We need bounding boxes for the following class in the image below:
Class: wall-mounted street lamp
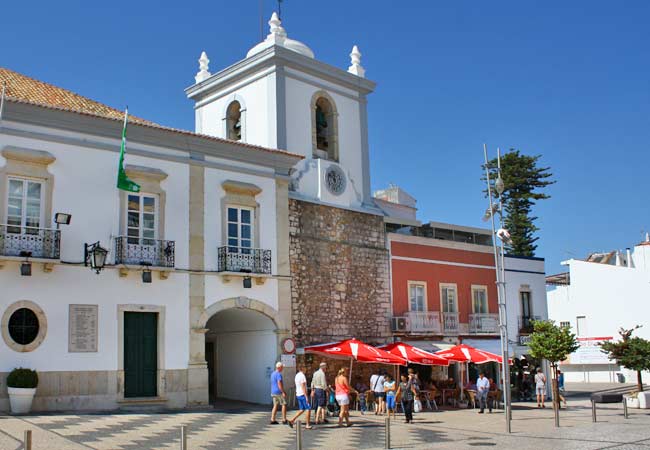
[19,251,32,276]
[84,242,108,274]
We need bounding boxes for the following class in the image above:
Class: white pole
[0,82,6,124]
[483,144,511,433]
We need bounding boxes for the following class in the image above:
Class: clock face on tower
[325,165,346,196]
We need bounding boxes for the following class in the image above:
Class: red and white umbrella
[378,342,449,366]
[305,338,407,365]
[434,344,505,364]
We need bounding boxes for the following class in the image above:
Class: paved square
[1,399,650,449]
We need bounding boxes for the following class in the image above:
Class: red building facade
[389,232,501,346]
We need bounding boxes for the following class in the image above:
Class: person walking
[335,368,353,427]
[535,367,547,408]
[270,362,288,425]
[383,374,397,420]
[396,374,417,423]
[370,371,385,415]
[476,372,491,414]
[311,362,329,424]
[288,365,313,429]
[557,369,567,408]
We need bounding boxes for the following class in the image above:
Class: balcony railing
[114,236,175,268]
[217,246,272,274]
[518,315,541,334]
[0,225,60,259]
[442,312,459,334]
[469,313,500,334]
[405,311,441,334]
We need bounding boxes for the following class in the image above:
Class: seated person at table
[445,377,457,389]
[464,380,477,391]
[488,378,497,391]
[355,380,369,413]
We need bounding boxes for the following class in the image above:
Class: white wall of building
[504,256,548,357]
[0,264,190,372]
[548,243,650,383]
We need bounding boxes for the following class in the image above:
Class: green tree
[601,326,650,392]
[528,320,579,427]
[485,149,554,256]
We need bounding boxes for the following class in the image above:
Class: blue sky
[2,1,649,273]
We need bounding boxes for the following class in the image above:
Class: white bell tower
[185,13,377,211]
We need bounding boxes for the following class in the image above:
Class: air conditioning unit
[391,317,408,332]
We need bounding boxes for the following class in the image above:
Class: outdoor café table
[442,388,457,407]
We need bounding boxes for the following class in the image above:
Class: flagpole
[0,82,7,124]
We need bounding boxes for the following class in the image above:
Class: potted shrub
[7,368,38,414]
[625,391,640,409]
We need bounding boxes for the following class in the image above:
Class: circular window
[2,301,47,352]
[9,308,40,345]
[325,165,346,196]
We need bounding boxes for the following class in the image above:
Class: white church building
[0,12,379,411]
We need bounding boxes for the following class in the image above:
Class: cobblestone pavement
[1,399,650,450]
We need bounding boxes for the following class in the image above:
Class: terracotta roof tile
[0,67,153,125]
[0,67,303,159]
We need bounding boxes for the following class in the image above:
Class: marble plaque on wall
[69,304,98,352]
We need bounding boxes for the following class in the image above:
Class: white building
[0,11,380,411]
[547,237,650,383]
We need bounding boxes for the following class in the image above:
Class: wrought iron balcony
[0,225,60,259]
[217,246,272,274]
[114,236,175,268]
[518,315,541,335]
[442,312,459,334]
[469,313,500,334]
[404,311,442,334]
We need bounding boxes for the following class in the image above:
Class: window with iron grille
[8,308,39,346]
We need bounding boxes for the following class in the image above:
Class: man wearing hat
[311,362,329,424]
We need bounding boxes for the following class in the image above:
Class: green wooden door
[124,312,158,398]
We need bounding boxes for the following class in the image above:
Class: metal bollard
[180,425,188,450]
[591,401,597,423]
[24,430,32,450]
[384,417,390,449]
[296,420,302,450]
[624,399,629,419]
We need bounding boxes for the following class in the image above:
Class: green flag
[116,109,140,193]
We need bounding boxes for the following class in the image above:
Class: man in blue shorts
[289,365,312,429]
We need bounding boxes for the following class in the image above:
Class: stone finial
[195,51,211,83]
[268,12,287,43]
[348,45,365,78]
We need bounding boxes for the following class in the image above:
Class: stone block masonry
[289,199,391,348]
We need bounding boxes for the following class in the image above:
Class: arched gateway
[201,297,280,405]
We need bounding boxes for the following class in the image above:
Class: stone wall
[289,199,391,347]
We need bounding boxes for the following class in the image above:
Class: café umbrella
[434,344,510,400]
[378,342,449,366]
[304,338,407,382]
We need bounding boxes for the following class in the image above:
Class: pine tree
[485,150,554,256]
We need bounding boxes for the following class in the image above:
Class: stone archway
[200,296,280,330]
[202,297,280,405]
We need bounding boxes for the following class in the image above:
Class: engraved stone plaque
[69,304,98,352]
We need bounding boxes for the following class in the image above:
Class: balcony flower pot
[7,368,38,414]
